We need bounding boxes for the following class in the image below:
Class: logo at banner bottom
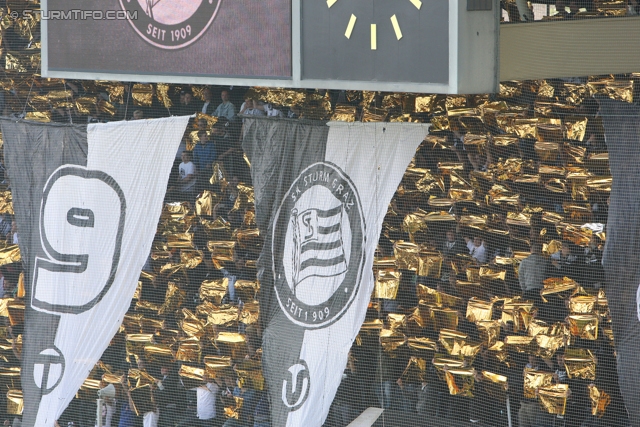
[120,0,222,49]
[272,162,366,329]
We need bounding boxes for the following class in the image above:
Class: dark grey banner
[46,0,292,78]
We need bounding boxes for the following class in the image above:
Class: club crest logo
[272,162,365,329]
[119,0,222,49]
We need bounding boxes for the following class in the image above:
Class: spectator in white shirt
[194,374,220,425]
[466,235,487,264]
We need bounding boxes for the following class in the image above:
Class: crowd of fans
[501,0,639,21]
[0,76,634,427]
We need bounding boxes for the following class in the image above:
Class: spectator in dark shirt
[193,130,217,193]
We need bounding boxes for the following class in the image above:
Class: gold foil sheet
[201,218,232,242]
[466,298,493,323]
[568,314,598,340]
[208,241,236,263]
[538,384,569,415]
[394,241,420,271]
[408,337,438,357]
[236,359,264,391]
[388,313,406,332]
[144,344,174,366]
[569,295,596,314]
[179,309,206,338]
[374,270,401,300]
[444,368,475,397]
[200,278,229,305]
[481,371,508,401]
[541,277,579,302]
[477,320,501,348]
[214,332,247,359]
[239,300,259,325]
[418,252,442,278]
[535,335,565,359]
[373,257,396,271]
[535,141,560,163]
[234,280,258,302]
[401,356,428,383]
[0,245,21,267]
[176,337,202,363]
[524,368,554,399]
[126,334,154,363]
[331,104,357,122]
[159,282,186,316]
[564,349,596,380]
[380,328,407,353]
[206,305,239,328]
[224,396,244,420]
[505,336,535,354]
[6,390,22,415]
[204,355,232,379]
[588,384,610,417]
[439,329,467,355]
[587,80,633,103]
[528,319,550,337]
[179,365,205,390]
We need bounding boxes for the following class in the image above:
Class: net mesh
[0,3,633,427]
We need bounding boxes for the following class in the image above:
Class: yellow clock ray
[328,0,422,49]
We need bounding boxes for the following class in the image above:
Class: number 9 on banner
[32,166,126,315]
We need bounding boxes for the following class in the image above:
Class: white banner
[3,116,190,426]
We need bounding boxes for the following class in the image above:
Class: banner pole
[506,396,512,427]
[96,394,104,426]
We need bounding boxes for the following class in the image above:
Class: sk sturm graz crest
[120,0,222,49]
[272,162,366,329]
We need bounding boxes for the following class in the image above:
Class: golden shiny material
[374,270,401,300]
[126,334,154,363]
[176,337,202,363]
[388,313,406,332]
[477,320,501,348]
[541,277,579,302]
[417,251,443,279]
[394,241,420,271]
[505,336,535,354]
[568,314,599,340]
[6,390,22,415]
[466,298,493,323]
[380,328,407,353]
[214,332,247,360]
[407,337,438,356]
[588,384,610,417]
[524,368,554,399]
[195,191,214,216]
[481,371,508,401]
[0,245,20,267]
[569,295,596,314]
[144,344,174,366]
[236,359,264,391]
[206,305,240,327]
[401,356,428,383]
[535,142,560,163]
[538,384,569,415]
[208,241,236,263]
[535,334,565,359]
[200,278,229,305]
[179,309,206,338]
[439,329,467,355]
[444,368,475,397]
[564,349,596,380]
[331,104,357,122]
[179,365,205,390]
[204,355,232,379]
[432,307,460,331]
